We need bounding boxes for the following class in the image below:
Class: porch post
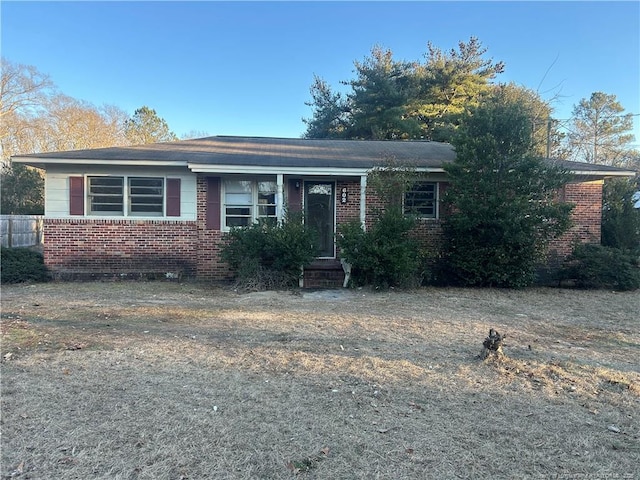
[360,174,367,230]
[276,174,284,223]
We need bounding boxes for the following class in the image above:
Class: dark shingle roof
[13,136,457,169]
[12,135,637,177]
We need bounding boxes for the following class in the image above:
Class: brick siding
[44,218,198,279]
[43,177,604,285]
[547,180,603,264]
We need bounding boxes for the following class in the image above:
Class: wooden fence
[1,215,44,248]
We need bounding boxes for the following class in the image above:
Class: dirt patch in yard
[1,282,639,479]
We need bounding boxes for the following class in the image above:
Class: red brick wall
[547,180,603,261]
[195,175,233,281]
[336,179,361,225]
[44,218,198,278]
[42,177,604,283]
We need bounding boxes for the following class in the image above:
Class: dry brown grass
[1,282,638,479]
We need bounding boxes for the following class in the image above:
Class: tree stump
[480,328,505,360]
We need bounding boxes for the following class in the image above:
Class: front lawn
[1,283,638,479]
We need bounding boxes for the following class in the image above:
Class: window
[88,176,124,215]
[129,177,163,215]
[84,176,177,217]
[224,179,277,228]
[404,181,438,218]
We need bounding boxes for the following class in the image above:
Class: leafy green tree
[124,106,178,145]
[601,178,640,253]
[565,92,637,167]
[440,89,573,288]
[1,162,44,214]
[493,83,562,158]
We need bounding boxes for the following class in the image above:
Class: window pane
[405,182,437,218]
[226,207,251,216]
[129,177,163,215]
[226,217,251,228]
[224,180,255,228]
[226,193,252,205]
[88,177,124,215]
[257,181,276,218]
[258,181,277,194]
[258,205,276,217]
[225,180,253,194]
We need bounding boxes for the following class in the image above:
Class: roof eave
[569,169,637,178]
[11,157,188,168]
[187,164,447,175]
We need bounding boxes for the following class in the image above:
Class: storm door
[304,181,335,258]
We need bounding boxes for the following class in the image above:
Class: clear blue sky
[2,1,639,145]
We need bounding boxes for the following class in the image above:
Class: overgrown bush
[601,178,640,254]
[337,209,424,289]
[439,89,573,288]
[1,247,50,284]
[558,244,640,291]
[220,215,317,290]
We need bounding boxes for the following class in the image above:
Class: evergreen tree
[440,89,573,288]
[410,37,504,141]
[344,46,421,140]
[493,83,561,158]
[1,163,44,214]
[566,92,636,167]
[124,106,178,145]
[302,75,348,139]
[601,178,640,253]
[303,37,505,142]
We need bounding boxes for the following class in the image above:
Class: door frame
[303,179,336,259]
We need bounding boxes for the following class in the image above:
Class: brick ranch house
[12,136,636,287]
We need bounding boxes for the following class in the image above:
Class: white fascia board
[12,157,188,167]
[188,164,448,176]
[414,167,447,173]
[187,164,370,176]
[569,169,636,177]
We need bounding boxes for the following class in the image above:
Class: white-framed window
[87,176,165,216]
[128,177,164,215]
[404,181,438,218]
[88,176,125,215]
[223,179,277,229]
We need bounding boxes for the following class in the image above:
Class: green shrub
[1,247,50,284]
[601,178,640,254]
[439,90,573,288]
[220,214,318,290]
[337,209,424,289]
[558,244,640,291]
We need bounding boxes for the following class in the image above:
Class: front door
[304,181,335,257]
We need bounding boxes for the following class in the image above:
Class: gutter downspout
[360,174,367,230]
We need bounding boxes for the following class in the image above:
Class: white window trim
[221,177,278,231]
